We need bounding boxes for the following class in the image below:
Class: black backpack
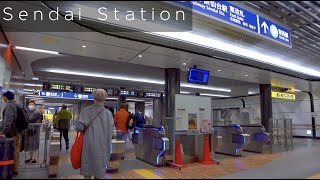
[15,105,29,133]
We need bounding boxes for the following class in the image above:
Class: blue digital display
[172,1,291,47]
[188,68,210,84]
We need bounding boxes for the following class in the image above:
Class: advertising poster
[199,108,211,133]
[188,113,198,130]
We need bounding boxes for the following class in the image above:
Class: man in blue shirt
[134,109,145,128]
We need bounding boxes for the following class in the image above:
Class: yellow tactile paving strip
[307,173,320,179]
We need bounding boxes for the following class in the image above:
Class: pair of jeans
[122,131,132,142]
[59,129,69,148]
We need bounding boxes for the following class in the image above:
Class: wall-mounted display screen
[188,68,209,85]
[49,83,74,92]
[118,90,138,97]
[82,87,96,93]
[143,92,161,98]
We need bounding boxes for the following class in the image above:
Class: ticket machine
[132,125,169,166]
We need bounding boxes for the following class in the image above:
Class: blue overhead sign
[173,1,291,47]
[39,91,94,100]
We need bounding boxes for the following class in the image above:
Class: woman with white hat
[74,89,115,179]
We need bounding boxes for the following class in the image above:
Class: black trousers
[59,129,69,147]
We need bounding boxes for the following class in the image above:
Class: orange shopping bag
[70,132,84,169]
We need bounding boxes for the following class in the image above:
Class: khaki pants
[13,134,20,173]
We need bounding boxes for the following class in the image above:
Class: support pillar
[165,68,180,154]
[135,102,145,114]
[117,96,126,111]
[259,84,273,133]
[153,95,164,126]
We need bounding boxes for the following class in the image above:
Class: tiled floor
[13,131,320,179]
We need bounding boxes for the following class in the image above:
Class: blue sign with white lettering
[39,91,94,100]
[62,92,94,100]
[257,16,291,47]
[173,1,291,47]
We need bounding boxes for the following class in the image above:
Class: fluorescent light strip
[14,46,60,55]
[24,83,43,87]
[180,83,231,92]
[46,69,164,85]
[291,88,301,92]
[200,93,231,97]
[148,32,320,77]
[23,89,35,92]
[126,99,145,102]
[45,69,231,92]
[180,91,192,94]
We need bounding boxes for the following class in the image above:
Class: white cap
[92,89,107,101]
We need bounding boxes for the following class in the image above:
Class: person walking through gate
[53,105,72,150]
[74,89,114,179]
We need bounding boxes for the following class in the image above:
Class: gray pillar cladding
[259,84,273,133]
[153,96,164,126]
[117,96,126,111]
[135,102,145,114]
[164,68,180,155]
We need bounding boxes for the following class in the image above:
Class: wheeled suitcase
[0,137,14,179]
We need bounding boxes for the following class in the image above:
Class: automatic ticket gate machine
[241,124,269,153]
[132,125,169,166]
[212,124,251,156]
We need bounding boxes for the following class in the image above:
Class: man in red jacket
[114,103,129,141]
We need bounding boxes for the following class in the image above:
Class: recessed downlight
[217,69,221,72]
[245,74,248,77]
[182,62,186,66]
[82,45,86,48]
[138,54,142,58]
[32,77,39,80]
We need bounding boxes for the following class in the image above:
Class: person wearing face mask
[24,100,42,163]
[134,109,145,128]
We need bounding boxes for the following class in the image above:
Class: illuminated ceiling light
[180,83,231,92]
[291,88,301,92]
[46,68,164,85]
[138,54,143,58]
[248,91,258,95]
[32,77,39,80]
[24,83,43,87]
[14,46,60,55]
[45,69,231,92]
[180,91,191,94]
[182,62,187,66]
[126,98,145,102]
[245,74,248,77]
[82,45,86,48]
[147,32,320,77]
[217,69,221,71]
[23,89,34,92]
[200,93,231,97]
[0,44,8,48]
[23,92,34,94]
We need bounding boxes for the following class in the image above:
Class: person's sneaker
[25,159,31,163]
[66,145,69,150]
[30,159,36,163]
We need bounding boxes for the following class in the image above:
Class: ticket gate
[241,124,269,153]
[132,125,169,166]
[212,125,250,156]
